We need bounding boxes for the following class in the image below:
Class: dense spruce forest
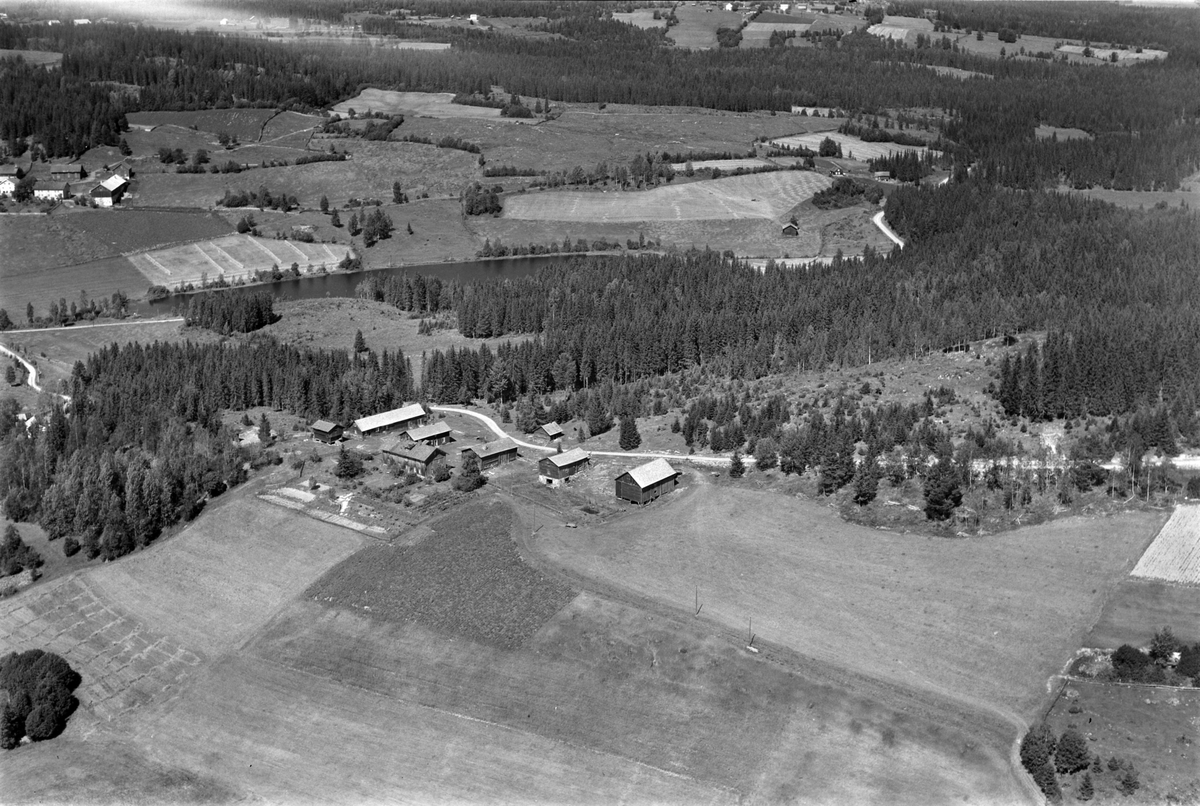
[3,4,1200,190]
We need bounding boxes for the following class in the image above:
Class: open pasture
[1036,124,1092,141]
[0,48,62,66]
[131,141,479,208]
[671,157,772,171]
[741,21,811,46]
[503,171,832,223]
[308,500,576,649]
[666,4,747,49]
[251,590,1025,806]
[770,131,934,161]
[612,9,667,29]
[126,108,277,141]
[1129,504,1200,585]
[529,484,1164,720]
[1086,577,1200,650]
[259,110,323,147]
[130,234,342,287]
[1,255,150,317]
[84,496,363,655]
[331,89,505,121]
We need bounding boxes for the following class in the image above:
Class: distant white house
[468,13,479,23]
[73,18,90,24]
[779,3,790,12]
[0,177,15,196]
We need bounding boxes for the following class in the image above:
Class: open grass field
[1130,504,1200,584]
[258,110,323,148]
[331,89,507,120]
[503,171,832,223]
[129,234,343,287]
[0,254,151,317]
[670,157,773,171]
[1064,184,1200,210]
[130,140,479,208]
[612,9,667,29]
[740,20,810,47]
[529,482,1165,721]
[1044,681,1200,804]
[0,48,62,66]
[666,4,747,49]
[126,109,277,141]
[770,131,934,162]
[1085,577,1200,650]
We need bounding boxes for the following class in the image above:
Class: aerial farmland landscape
[1,0,1199,804]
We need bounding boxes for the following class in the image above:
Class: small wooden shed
[615,458,680,505]
[383,441,445,477]
[538,448,590,486]
[310,419,343,443]
[539,421,565,442]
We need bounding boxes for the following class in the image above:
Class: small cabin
[539,421,565,442]
[615,458,680,505]
[403,420,452,446]
[873,170,892,182]
[464,438,518,471]
[781,221,799,237]
[310,419,343,444]
[354,403,426,437]
[538,448,590,486]
[383,440,445,477]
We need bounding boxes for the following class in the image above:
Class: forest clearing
[769,131,935,161]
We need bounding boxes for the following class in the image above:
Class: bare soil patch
[530,483,1163,720]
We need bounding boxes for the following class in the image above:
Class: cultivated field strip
[769,131,934,161]
[503,171,831,223]
[1131,505,1200,585]
[0,575,203,721]
[129,234,342,287]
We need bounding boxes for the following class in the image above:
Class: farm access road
[872,210,906,249]
[431,406,731,467]
[0,341,46,394]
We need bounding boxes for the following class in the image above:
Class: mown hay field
[126,108,278,141]
[612,9,667,29]
[129,234,344,287]
[529,482,1163,721]
[503,171,832,223]
[1130,504,1200,585]
[770,131,935,161]
[666,4,746,49]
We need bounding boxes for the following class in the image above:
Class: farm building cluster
[308,406,682,504]
[0,161,130,205]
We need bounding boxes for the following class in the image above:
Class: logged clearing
[1035,124,1092,141]
[530,483,1162,720]
[770,131,935,161]
[331,89,508,121]
[129,234,344,287]
[1130,504,1200,585]
[504,171,831,222]
[84,496,363,654]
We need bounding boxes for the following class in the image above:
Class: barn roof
[545,448,589,468]
[0,165,20,176]
[33,179,66,190]
[468,438,518,459]
[620,458,679,489]
[310,419,339,432]
[382,440,442,463]
[405,421,451,441]
[540,421,564,437]
[354,403,425,432]
[99,174,128,191]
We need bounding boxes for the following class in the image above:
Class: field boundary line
[246,235,285,263]
[193,242,227,275]
[209,241,246,271]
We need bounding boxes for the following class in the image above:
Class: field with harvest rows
[1130,505,1200,585]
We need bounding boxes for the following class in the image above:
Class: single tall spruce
[618,416,641,451]
[729,451,745,478]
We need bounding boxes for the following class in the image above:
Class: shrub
[1111,644,1151,680]
[1149,626,1180,663]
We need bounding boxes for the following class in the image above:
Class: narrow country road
[0,341,71,401]
[872,210,906,249]
[431,406,730,467]
[0,317,184,336]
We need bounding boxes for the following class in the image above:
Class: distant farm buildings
[615,458,680,505]
[403,421,452,445]
[538,448,590,487]
[539,421,565,442]
[463,438,518,470]
[382,440,445,477]
[353,403,426,437]
[310,419,343,444]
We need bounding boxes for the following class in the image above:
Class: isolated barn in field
[33,180,68,200]
[615,458,680,505]
[310,419,343,443]
[383,440,445,477]
[464,438,518,470]
[403,421,452,445]
[539,421,565,442]
[538,448,590,486]
[781,221,799,236]
[90,174,128,207]
[354,403,426,437]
